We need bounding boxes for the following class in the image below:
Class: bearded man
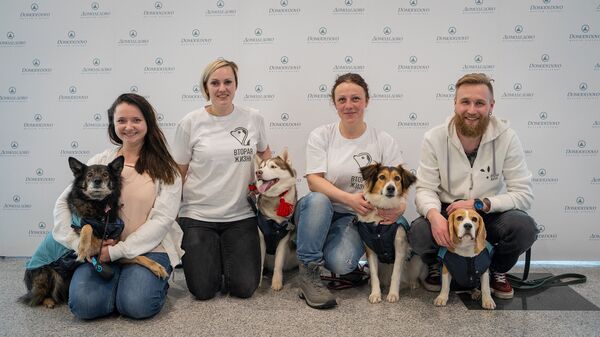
[408,73,539,299]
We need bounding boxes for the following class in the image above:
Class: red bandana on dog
[276,190,294,217]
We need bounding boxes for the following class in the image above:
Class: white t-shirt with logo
[172,105,268,222]
[305,122,404,214]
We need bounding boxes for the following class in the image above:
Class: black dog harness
[438,242,494,290]
[357,218,410,264]
[70,214,124,240]
[257,211,294,255]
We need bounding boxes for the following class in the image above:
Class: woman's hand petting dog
[99,239,116,263]
[347,192,374,216]
[376,204,406,225]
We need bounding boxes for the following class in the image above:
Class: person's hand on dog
[446,200,475,216]
[427,209,454,248]
[376,203,406,225]
[348,192,374,216]
[99,239,116,263]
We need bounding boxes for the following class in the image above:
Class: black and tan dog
[20,156,166,308]
[252,148,298,291]
[357,163,423,303]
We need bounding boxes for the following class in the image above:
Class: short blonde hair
[455,73,494,98]
[201,59,239,101]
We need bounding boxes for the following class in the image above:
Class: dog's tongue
[257,180,277,194]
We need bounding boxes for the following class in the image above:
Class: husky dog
[252,148,298,291]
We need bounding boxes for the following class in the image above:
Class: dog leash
[506,273,587,290]
[88,204,115,280]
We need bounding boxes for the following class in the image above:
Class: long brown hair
[107,93,179,184]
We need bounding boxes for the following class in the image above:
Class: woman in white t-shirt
[172,59,271,300]
[295,73,408,309]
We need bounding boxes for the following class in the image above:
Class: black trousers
[178,216,260,300]
[408,208,539,273]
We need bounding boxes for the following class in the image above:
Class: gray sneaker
[298,262,337,309]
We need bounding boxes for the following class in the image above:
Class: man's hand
[428,210,453,248]
[98,239,116,263]
[446,199,475,215]
[348,192,374,216]
[377,203,406,225]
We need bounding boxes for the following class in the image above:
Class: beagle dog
[357,163,423,304]
[434,208,496,310]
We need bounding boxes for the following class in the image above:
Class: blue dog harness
[357,218,410,264]
[257,211,294,255]
[438,242,494,290]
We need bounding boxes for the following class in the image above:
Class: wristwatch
[474,198,485,211]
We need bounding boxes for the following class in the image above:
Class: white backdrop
[1,0,599,261]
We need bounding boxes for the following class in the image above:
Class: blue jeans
[294,192,364,275]
[68,252,172,320]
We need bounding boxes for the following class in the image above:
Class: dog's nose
[256,170,262,178]
[386,185,395,193]
[463,223,473,231]
[93,178,102,186]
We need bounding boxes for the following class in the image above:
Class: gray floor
[2,257,599,337]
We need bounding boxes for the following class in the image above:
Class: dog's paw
[409,280,420,290]
[481,296,496,310]
[386,292,400,303]
[470,288,482,301]
[42,298,56,309]
[271,273,283,291]
[368,292,382,304]
[434,295,448,306]
[151,265,169,279]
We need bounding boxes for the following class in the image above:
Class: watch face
[474,199,484,210]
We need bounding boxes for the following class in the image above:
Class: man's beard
[453,112,490,138]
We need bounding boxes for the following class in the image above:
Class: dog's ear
[475,212,487,254]
[109,156,125,175]
[398,165,417,190]
[278,147,290,163]
[68,157,86,177]
[447,210,458,245]
[359,162,380,181]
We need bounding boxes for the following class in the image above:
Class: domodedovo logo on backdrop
[307,27,339,44]
[28,221,50,238]
[0,141,30,157]
[118,29,149,46]
[268,56,301,72]
[436,84,456,100]
[57,31,87,47]
[59,140,91,157]
[181,84,203,102]
[397,55,430,72]
[181,29,213,46]
[21,58,52,75]
[24,167,56,184]
[24,114,54,130]
[569,24,600,42]
[306,84,331,101]
[371,84,403,101]
[529,53,562,71]
[58,86,88,102]
[527,111,560,129]
[532,168,559,185]
[157,113,177,129]
[333,56,365,73]
[535,225,557,240]
[436,26,469,43]
[397,113,430,129]
[502,25,536,42]
[269,113,301,130]
[462,0,496,14]
[81,2,111,18]
[268,0,301,15]
[205,1,237,16]
[500,82,534,100]
[243,84,275,102]
[1,31,27,47]
[144,57,175,74]
[243,28,275,45]
[397,0,430,15]
[567,82,600,100]
[371,26,403,44]
[81,58,112,75]
[3,194,32,211]
[462,54,495,72]
[143,1,174,17]
[564,196,597,214]
[19,2,50,19]
[565,140,598,157]
[0,87,28,103]
[331,0,365,15]
[529,0,564,13]
[83,113,109,129]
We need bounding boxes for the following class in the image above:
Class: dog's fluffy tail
[19,268,67,306]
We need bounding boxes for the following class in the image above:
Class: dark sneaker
[490,271,514,299]
[298,262,337,309]
[421,262,441,292]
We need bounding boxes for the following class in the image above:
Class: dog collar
[276,189,294,217]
